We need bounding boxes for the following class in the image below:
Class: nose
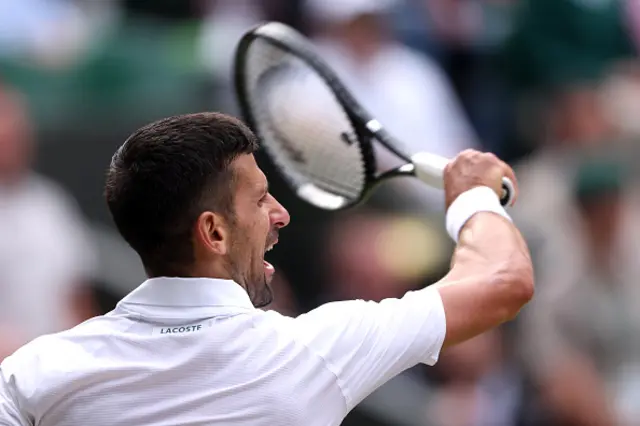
[270,195,290,229]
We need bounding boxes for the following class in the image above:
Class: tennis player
[0,113,533,426]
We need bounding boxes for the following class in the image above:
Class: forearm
[448,211,531,281]
[434,212,534,346]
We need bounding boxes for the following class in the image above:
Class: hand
[443,150,518,209]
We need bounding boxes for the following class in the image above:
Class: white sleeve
[292,286,446,411]
[0,368,27,426]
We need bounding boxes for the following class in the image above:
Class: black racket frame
[234,22,421,209]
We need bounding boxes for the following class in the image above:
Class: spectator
[0,0,91,68]
[322,211,448,303]
[0,85,96,359]
[502,0,637,160]
[518,159,640,426]
[427,328,542,426]
[304,0,478,211]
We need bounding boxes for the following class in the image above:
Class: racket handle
[410,152,515,207]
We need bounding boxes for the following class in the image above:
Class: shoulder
[3,313,120,368]
[1,314,124,407]
[1,334,73,417]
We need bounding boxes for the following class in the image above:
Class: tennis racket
[233,22,515,210]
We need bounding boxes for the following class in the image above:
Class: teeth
[265,244,274,252]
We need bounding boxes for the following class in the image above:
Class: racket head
[234,22,381,211]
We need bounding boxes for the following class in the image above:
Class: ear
[194,211,229,256]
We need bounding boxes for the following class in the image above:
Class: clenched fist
[443,150,518,209]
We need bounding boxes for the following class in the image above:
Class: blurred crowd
[2,0,640,425]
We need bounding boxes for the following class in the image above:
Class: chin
[252,283,274,309]
[246,271,274,308]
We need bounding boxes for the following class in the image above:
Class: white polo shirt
[0,277,446,426]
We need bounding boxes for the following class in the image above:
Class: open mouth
[263,259,275,274]
[263,239,277,275]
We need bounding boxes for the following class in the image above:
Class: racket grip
[410,152,515,207]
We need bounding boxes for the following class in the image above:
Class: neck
[146,259,234,282]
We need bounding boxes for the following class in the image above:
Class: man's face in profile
[224,154,289,307]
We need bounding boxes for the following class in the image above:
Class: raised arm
[289,150,533,413]
[435,150,534,348]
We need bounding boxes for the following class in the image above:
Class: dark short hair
[105,112,259,276]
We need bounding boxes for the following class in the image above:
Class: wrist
[446,186,512,242]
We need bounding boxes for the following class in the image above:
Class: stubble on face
[223,155,275,308]
[226,219,273,308]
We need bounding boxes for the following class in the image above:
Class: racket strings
[243,38,367,203]
[261,111,360,195]
[261,103,363,196]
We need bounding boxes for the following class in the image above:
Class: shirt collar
[118,277,255,310]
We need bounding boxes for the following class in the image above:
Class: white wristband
[446,186,512,242]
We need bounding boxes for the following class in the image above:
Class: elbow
[492,259,535,320]
[513,261,535,305]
